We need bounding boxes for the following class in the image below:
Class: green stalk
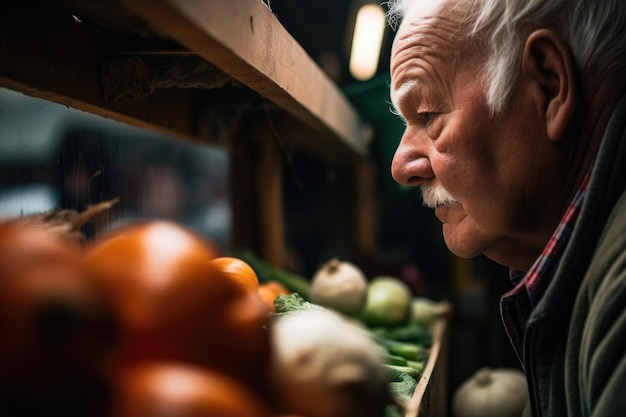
[234,249,311,299]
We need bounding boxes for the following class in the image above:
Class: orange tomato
[211,257,260,290]
[111,362,275,417]
[82,220,271,390]
[258,281,290,312]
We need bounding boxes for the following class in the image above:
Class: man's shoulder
[578,189,626,305]
[560,190,626,417]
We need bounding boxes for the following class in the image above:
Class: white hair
[386,0,626,114]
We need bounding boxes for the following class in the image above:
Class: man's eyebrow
[390,79,422,113]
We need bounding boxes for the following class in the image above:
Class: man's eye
[418,112,436,125]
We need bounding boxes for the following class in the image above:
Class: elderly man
[387,0,626,416]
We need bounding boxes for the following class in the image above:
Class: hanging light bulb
[349,3,386,81]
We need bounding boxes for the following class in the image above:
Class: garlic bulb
[452,367,528,417]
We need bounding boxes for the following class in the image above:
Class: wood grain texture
[0,0,370,162]
[119,0,371,157]
[406,303,451,417]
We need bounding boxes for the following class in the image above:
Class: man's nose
[390,131,434,187]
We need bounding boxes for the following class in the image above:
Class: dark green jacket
[522,96,626,417]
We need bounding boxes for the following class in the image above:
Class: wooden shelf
[0,0,371,164]
[0,0,375,265]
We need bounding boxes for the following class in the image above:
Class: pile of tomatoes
[0,218,291,417]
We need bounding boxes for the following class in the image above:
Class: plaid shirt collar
[500,170,591,365]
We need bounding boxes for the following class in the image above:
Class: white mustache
[420,183,460,208]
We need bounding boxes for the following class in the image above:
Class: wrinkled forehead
[393,0,466,43]
[389,0,479,108]
[390,0,474,72]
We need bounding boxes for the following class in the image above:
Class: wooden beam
[256,120,285,266]
[355,161,377,254]
[119,0,372,157]
[1,0,370,163]
[0,4,199,144]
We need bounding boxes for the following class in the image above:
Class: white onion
[452,367,528,417]
[309,258,368,316]
[268,309,390,417]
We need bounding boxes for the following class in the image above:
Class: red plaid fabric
[500,170,591,366]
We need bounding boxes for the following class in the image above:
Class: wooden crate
[405,303,451,417]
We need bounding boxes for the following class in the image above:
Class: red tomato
[0,220,118,417]
[110,362,275,417]
[82,221,271,390]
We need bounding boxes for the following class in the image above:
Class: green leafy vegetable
[272,292,326,321]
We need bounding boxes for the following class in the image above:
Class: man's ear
[522,29,577,142]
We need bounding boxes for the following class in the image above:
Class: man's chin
[445,243,484,260]
[442,223,489,260]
